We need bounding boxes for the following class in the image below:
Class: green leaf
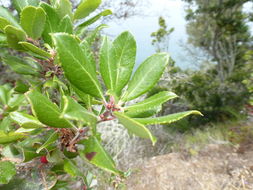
[63,159,83,177]
[2,55,39,76]
[36,131,58,153]
[71,85,93,109]
[4,25,26,50]
[80,40,96,72]
[74,0,101,20]
[85,24,108,45]
[58,15,73,34]
[12,0,40,13]
[20,6,46,39]
[61,96,97,128]
[125,91,178,118]
[40,2,61,45]
[7,94,25,108]
[21,147,41,162]
[0,85,11,105]
[122,53,170,101]
[0,33,7,47]
[0,161,16,184]
[134,110,203,125]
[19,42,51,58]
[12,0,27,13]
[80,136,121,175]
[0,6,20,30]
[0,117,11,132]
[114,112,157,145]
[100,36,115,91]
[77,9,112,28]
[112,31,137,95]
[25,90,73,128]
[14,80,29,93]
[0,17,11,32]
[0,131,26,144]
[52,33,104,99]
[55,0,73,20]
[10,111,45,129]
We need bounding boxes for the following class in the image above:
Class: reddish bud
[85,152,97,161]
[40,156,48,164]
[83,185,87,190]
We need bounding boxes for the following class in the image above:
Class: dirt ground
[126,144,253,190]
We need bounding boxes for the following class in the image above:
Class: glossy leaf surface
[80,136,121,175]
[4,25,26,50]
[100,36,115,90]
[26,90,73,128]
[40,2,61,44]
[0,161,16,184]
[61,96,97,127]
[112,31,136,95]
[2,55,39,76]
[52,33,104,99]
[125,91,178,118]
[78,9,112,28]
[134,110,202,125]
[0,6,19,30]
[20,6,46,39]
[58,15,73,34]
[36,131,58,153]
[10,111,45,129]
[114,112,157,145]
[19,42,51,58]
[0,131,26,144]
[12,0,40,13]
[122,53,170,101]
[55,0,73,20]
[74,0,101,20]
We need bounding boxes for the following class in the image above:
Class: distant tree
[150,16,174,53]
[183,0,253,82]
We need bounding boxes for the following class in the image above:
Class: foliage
[183,0,252,82]
[151,16,174,52]
[0,0,201,189]
[179,0,253,125]
[172,68,249,126]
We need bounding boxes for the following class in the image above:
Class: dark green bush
[172,68,249,126]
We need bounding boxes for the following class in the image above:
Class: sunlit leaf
[12,0,40,13]
[74,0,101,20]
[52,33,104,99]
[36,131,58,153]
[122,53,170,101]
[20,6,46,39]
[4,25,26,50]
[25,90,73,128]
[134,110,203,125]
[125,91,178,117]
[112,31,136,95]
[77,9,112,28]
[58,15,73,34]
[10,111,45,129]
[0,161,16,184]
[61,96,97,128]
[2,55,39,76]
[80,136,121,175]
[114,112,157,145]
[0,131,26,144]
[0,6,20,30]
[19,42,51,58]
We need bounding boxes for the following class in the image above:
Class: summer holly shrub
[0,0,201,188]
